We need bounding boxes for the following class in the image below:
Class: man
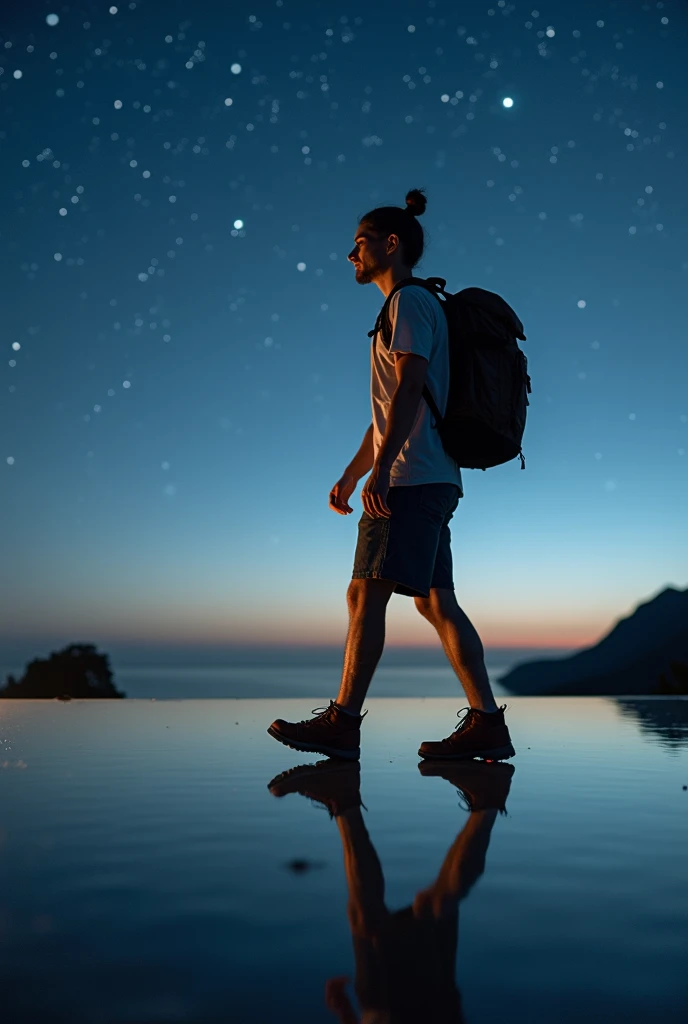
[268,189,514,763]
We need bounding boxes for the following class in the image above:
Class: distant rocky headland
[499,585,688,696]
[0,643,125,699]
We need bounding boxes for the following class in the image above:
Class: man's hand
[329,473,357,515]
[360,464,392,519]
[324,977,357,1024]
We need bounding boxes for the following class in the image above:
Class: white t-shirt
[370,284,463,493]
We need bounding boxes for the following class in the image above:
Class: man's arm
[344,422,374,481]
[375,352,428,471]
[330,423,374,515]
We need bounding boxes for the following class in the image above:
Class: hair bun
[404,187,427,217]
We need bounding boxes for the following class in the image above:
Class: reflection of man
[268,759,514,1023]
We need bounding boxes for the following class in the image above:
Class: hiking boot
[418,704,515,762]
[267,701,364,761]
[418,759,515,814]
[267,759,362,817]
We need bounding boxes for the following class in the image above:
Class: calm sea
[2,697,687,1022]
[12,644,572,700]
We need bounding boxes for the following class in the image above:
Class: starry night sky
[1,0,686,660]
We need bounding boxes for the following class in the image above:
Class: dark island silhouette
[498,585,688,696]
[0,643,125,699]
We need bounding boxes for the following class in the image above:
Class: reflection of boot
[418,760,515,814]
[267,760,362,818]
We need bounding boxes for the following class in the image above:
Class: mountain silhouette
[498,585,688,696]
[0,643,125,699]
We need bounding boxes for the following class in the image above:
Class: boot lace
[443,704,507,743]
[302,700,367,730]
[443,706,477,742]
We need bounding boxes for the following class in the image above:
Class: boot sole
[418,743,516,762]
[267,726,360,761]
[268,760,359,794]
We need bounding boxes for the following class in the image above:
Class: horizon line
[0,637,579,653]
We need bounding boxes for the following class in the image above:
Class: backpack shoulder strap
[366,276,449,430]
[367,276,448,349]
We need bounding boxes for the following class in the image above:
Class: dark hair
[359,188,428,269]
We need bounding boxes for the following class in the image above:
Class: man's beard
[355,263,376,284]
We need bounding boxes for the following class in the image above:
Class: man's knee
[347,576,396,609]
[414,588,457,621]
[414,594,435,619]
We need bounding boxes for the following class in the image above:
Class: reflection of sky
[1,2,687,651]
[1,698,687,1022]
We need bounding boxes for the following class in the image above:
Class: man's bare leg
[415,588,499,713]
[267,578,395,758]
[335,577,397,716]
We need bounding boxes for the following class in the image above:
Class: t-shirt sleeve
[387,287,435,362]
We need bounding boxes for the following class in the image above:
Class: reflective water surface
[1,697,687,1023]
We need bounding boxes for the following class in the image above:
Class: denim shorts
[352,483,461,598]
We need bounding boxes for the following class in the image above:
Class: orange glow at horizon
[2,588,629,653]
[3,620,600,652]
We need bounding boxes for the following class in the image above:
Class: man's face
[347,223,396,284]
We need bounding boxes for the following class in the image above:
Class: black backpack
[368,276,532,471]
